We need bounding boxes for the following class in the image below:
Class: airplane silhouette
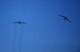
[13,21,26,24]
[59,15,71,23]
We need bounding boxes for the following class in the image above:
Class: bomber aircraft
[59,15,71,23]
[13,21,26,24]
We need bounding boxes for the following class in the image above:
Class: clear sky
[0,0,80,52]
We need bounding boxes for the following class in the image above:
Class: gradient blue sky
[0,0,80,52]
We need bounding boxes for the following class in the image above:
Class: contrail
[12,24,17,52]
[12,20,26,52]
[18,24,24,52]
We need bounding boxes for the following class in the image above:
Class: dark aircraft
[59,15,71,23]
[13,21,26,24]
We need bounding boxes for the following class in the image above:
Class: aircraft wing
[21,22,26,24]
[59,15,66,18]
[13,22,19,23]
[66,18,72,23]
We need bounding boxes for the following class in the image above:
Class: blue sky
[0,0,80,52]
